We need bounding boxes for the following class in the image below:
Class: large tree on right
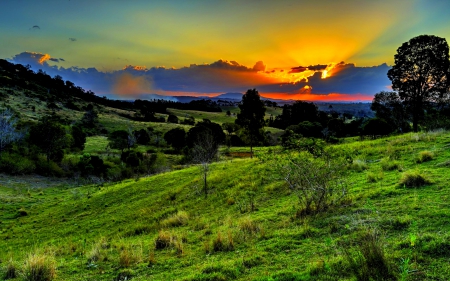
[387,35,450,132]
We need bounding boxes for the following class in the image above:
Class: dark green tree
[71,125,86,151]
[371,91,410,133]
[387,35,450,132]
[29,117,68,162]
[235,89,266,157]
[164,127,186,151]
[108,130,129,153]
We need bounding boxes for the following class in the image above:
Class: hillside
[1,130,450,280]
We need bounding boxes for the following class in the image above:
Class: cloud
[253,61,266,72]
[8,52,391,100]
[69,38,77,42]
[30,25,40,30]
[112,73,154,98]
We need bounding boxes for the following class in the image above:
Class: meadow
[1,129,450,280]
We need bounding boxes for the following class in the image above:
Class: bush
[416,150,434,163]
[0,153,35,175]
[399,171,431,187]
[22,253,56,281]
[238,217,260,235]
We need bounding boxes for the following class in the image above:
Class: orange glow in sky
[261,92,374,102]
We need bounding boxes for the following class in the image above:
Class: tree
[0,109,23,156]
[164,127,186,151]
[191,131,219,198]
[387,35,450,132]
[29,117,68,162]
[71,125,86,151]
[235,89,266,157]
[108,130,129,153]
[371,91,410,133]
[167,114,179,124]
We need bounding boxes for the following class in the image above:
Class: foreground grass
[1,130,450,280]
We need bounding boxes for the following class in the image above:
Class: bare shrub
[281,151,348,216]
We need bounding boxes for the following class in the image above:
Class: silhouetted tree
[371,91,410,133]
[71,125,86,151]
[167,114,179,124]
[164,127,186,151]
[388,35,450,132]
[191,131,218,198]
[235,89,266,157]
[29,117,68,162]
[108,130,129,153]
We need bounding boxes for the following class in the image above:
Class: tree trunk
[204,170,207,199]
[250,132,253,159]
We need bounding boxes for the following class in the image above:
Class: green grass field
[2,130,450,280]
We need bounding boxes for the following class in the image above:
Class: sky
[1,0,450,102]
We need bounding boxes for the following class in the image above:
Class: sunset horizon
[2,0,450,102]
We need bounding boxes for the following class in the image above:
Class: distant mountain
[215,92,243,100]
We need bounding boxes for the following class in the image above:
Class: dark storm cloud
[289,66,307,73]
[307,64,327,71]
[49,58,60,62]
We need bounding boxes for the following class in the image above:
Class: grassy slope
[1,130,450,280]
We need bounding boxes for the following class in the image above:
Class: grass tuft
[416,150,434,163]
[399,171,431,188]
[4,258,17,280]
[22,253,56,281]
[161,211,189,228]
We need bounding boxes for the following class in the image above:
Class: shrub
[280,152,348,216]
[0,153,35,174]
[416,150,434,163]
[22,253,56,281]
[399,171,431,187]
[161,211,189,228]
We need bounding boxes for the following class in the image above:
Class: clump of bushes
[22,253,56,281]
[399,171,431,188]
[416,150,434,163]
[211,231,234,252]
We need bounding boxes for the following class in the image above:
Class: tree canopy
[387,35,450,132]
[235,89,266,156]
